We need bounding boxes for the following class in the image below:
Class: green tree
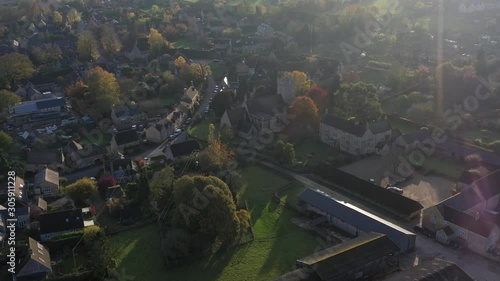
[173,175,250,245]
[476,49,487,76]
[100,23,122,57]
[148,28,166,54]
[0,90,21,113]
[0,54,35,88]
[179,63,211,85]
[333,82,383,121]
[64,177,97,203]
[83,225,114,278]
[77,32,99,62]
[149,167,175,215]
[208,123,216,144]
[406,101,435,124]
[283,143,296,165]
[219,125,234,144]
[0,132,13,153]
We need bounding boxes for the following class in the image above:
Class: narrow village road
[257,161,500,281]
[145,76,216,159]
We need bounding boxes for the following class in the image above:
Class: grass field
[110,165,320,281]
[171,38,201,49]
[188,119,213,141]
[80,132,112,146]
[294,140,339,167]
[160,96,178,107]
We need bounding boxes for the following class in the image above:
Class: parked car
[413,225,435,238]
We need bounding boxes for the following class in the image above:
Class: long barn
[299,188,416,252]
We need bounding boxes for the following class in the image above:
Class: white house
[319,115,392,155]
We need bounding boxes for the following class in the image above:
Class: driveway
[338,155,455,208]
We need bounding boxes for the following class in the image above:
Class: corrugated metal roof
[299,188,415,251]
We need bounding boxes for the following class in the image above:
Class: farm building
[299,188,416,252]
[384,258,473,281]
[273,232,399,281]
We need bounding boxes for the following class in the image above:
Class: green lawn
[171,38,201,49]
[188,119,213,141]
[294,140,340,167]
[80,132,112,146]
[421,157,464,179]
[110,166,321,281]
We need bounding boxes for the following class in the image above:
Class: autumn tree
[148,28,166,54]
[100,23,122,57]
[173,175,250,246]
[77,32,99,62]
[199,141,234,173]
[290,96,320,129]
[333,82,383,121]
[282,70,312,96]
[0,90,21,113]
[97,175,117,197]
[64,177,97,204]
[66,8,81,25]
[307,87,330,114]
[174,56,187,68]
[179,63,211,85]
[53,11,63,25]
[0,54,35,88]
[87,67,120,100]
[67,81,89,99]
[149,167,175,215]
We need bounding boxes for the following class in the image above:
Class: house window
[43,187,51,195]
[18,220,25,228]
[431,214,436,223]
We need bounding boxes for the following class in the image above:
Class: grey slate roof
[297,232,398,281]
[169,140,201,158]
[114,129,139,146]
[225,107,246,127]
[246,94,285,117]
[14,97,65,116]
[39,209,84,235]
[34,167,59,187]
[16,238,52,278]
[368,119,391,134]
[320,115,366,137]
